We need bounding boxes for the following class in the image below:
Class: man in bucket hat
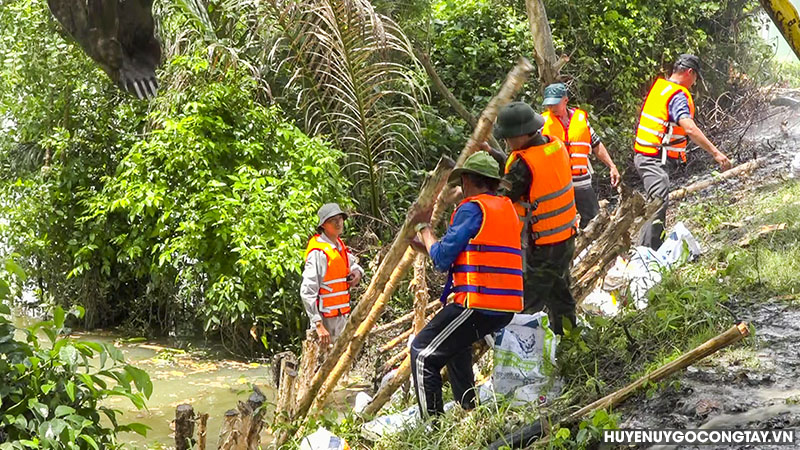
[633,54,731,249]
[408,152,523,419]
[300,203,364,346]
[541,82,620,228]
[496,101,578,335]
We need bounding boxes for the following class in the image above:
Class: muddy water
[13,313,275,449]
[619,299,800,449]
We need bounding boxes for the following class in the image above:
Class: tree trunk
[668,159,762,201]
[217,387,266,450]
[524,0,568,86]
[197,413,209,450]
[292,330,321,413]
[274,356,298,418]
[570,186,662,304]
[175,404,195,450]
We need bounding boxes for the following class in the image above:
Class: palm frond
[264,0,427,217]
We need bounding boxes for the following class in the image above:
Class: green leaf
[27,400,48,420]
[54,405,75,418]
[78,435,99,450]
[39,418,67,441]
[121,422,150,436]
[59,345,78,366]
[124,365,153,399]
[53,307,65,329]
[4,260,27,281]
[65,381,76,402]
[40,383,55,395]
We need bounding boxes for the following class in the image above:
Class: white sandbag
[492,313,558,400]
[656,221,701,265]
[582,289,620,317]
[354,392,373,414]
[361,404,419,440]
[300,428,350,450]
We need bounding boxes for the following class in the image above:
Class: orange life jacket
[505,138,577,246]
[304,235,351,318]
[450,194,523,313]
[634,78,696,162]
[542,108,593,178]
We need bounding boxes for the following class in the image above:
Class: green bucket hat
[542,83,568,106]
[448,151,501,185]
[493,102,545,140]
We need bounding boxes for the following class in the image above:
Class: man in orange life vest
[300,203,364,347]
[541,83,620,228]
[409,151,523,418]
[496,102,578,335]
[635,54,732,249]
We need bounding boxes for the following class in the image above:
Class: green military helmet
[493,101,545,140]
[448,151,501,185]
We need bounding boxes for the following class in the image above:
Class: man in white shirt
[300,203,364,346]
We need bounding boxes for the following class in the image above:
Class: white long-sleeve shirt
[300,234,364,324]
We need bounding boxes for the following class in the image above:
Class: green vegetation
[0,0,794,447]
[0,262,151,449]
[0,0,777,355]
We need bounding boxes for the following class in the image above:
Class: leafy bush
[75,62,351,352]
[0,262,151,449]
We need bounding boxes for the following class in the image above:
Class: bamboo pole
[411,256,429,333]
[377,347,410,378]
[572,323,749,422]
[488,322,751,450]
[378,310,436,354]
[669,159,762,201]
[432,58,535,226]
[379,326,414,354]
[370,300,440,336]
[363,255,432,416]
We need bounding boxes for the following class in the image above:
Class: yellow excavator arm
[761,0,800,60]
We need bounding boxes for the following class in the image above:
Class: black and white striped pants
[410,303,513,418]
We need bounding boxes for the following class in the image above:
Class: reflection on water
[13,311,275,449]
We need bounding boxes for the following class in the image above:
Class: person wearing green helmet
[408,151,523,418]
[495,101,578,335]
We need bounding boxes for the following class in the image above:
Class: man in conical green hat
[408,151,523,419]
